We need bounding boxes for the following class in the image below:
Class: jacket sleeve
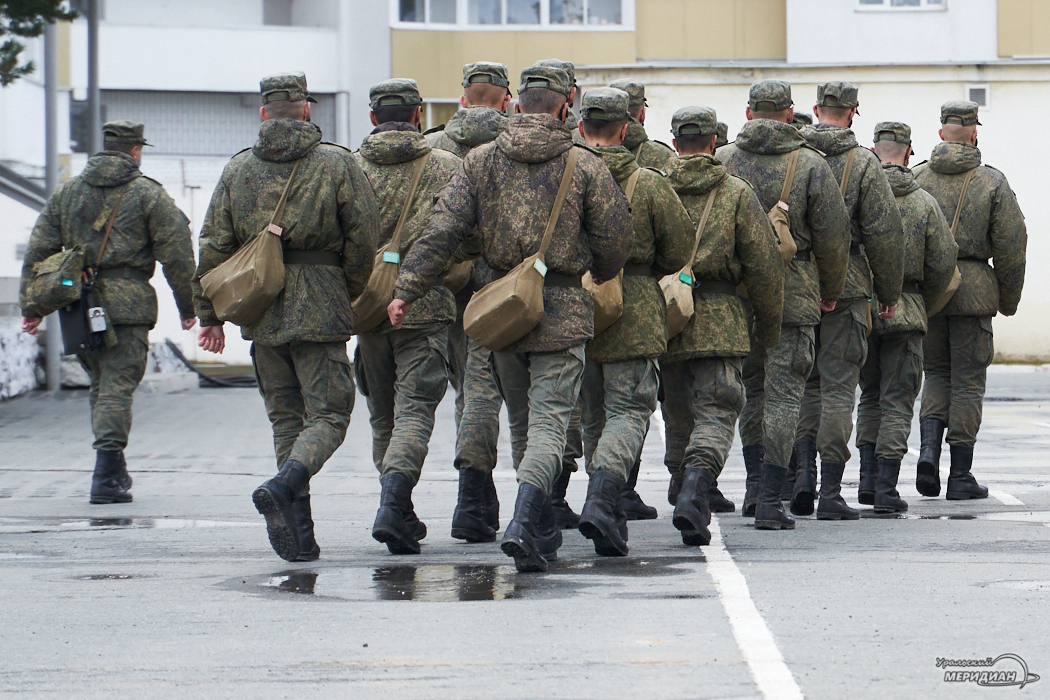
[18,188,65,318]
[339,154,381,301]
[146,188,197,319]
[583,156,632,282]
[649,174,695,277]
[989,173,1027,315]
[737,187,784,348]
[192,169,240,326]
[920,193,958,311]
[807,158,850,302]
[857,158,904,305]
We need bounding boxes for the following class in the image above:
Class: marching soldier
[609,79,677,171]
[715,121,730,149]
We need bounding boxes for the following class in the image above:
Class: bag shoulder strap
[685,183,721,270]
[950,168,977,238]
[389,152,431,251]
[93,191,127,269]
[839,147,858,197]
[624,168,642,204]
[266,158,302,237]
[778,149,801,205]
[537,147,581,260]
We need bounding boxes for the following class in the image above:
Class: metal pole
[86,0,101,155]
[44,22,62,391]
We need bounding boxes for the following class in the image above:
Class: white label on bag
[533,258,547,277]
[267,224,283,236]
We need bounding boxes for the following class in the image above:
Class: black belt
[492,269,581,288]
[96,267,151,282]
[902,281,921,294]
[622,263,652,277]
[695,279,739,296]
[792,250,811,262]
[284,250,343,267]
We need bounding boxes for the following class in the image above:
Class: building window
[857,0,945,9]
[263,0,293,26]
[550,0,619,25]
[402,0,458,23]
[967,84,989,108]
[394,0,629,28]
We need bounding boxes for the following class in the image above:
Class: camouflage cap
[260,72,318,104]
[792,111,813,126]
[749,80,793,112]
[608,79,647,108]
[874,121,912,146]
[580,87,629,122]
[462,61,512,93]
[369,79,423,110]
[519,65,572,97]
[816,81,859,110]
[102,120,152,146]
[671,106,718,137]
[716,121,729,148]
[534,58,576,86]
[941,100,981,126]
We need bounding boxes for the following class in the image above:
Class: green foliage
[0,1,78,86]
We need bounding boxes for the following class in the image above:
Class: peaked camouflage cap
[462,61,512,94]
[519,65,573,96]
[671,106,718,137]
[369,79,423,110]
[580,87,629,122]
[260,72,318,104]
[534,58,576,86]
[816,81,860,111]
[941,100,981,126]
[716,121,729,148]
[874,121,912,146]
[103,120,152,146]
[608,79,647,108]
[749,80,793,112]
[792,111,813,126]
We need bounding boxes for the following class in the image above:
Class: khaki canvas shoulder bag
[464,147,580,351]
[352,153,430,333]
[582,167,640,335]
[768,149,800,264]
[926,168,974,318]
[200,159,300,327]
[660,184,718,339]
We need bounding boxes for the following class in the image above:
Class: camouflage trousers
[661,357,745,481]
[356,325,449,485]
[252,339,355,476]
[447,292,470,428]
[78,324,149,452]
[579,358,658,481]
[856,331,924,461]
[796,300,870,463]
[455,338,514,473]
[739,325,816,468]
[492,345,586,495]
[920,315,994,448]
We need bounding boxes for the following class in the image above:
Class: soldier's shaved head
[873,139,910,166]
[673,134,716,156]
[516,88,567,118]
[940,123,977,145]
[463,82,512,110]
[745,106,793,123]
[814,105,855,128]
[263,99,310,121]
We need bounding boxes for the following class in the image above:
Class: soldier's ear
[619,123,628,143]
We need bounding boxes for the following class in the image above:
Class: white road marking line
[707,518,804,700]
[1032,422,1050,429]
[907,447,921,457]
[990,490,1024,506]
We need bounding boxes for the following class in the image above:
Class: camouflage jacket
[914,142,1026,317]
[587,147,694,364]
[717,119,850,327]
[800,124,903,305]
[393,113,633,353]
[356,125,460,332]
[873,164,957,335]
[426,106,508,159]
[194,118,380,345]
[664,154,784,362]
[20,152,195,327]
[623,118,676,171]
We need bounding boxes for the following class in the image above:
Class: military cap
[874,121,911,146]
[369,79,423,110]
[816,81,859,111]
[608,79,647,108]
[102,120,151,146]
[941,100,981,126]
[462,61,511,94]
[580,87,629,122]
[534,58,576,86]
[792,111,813,126]
[260,72,317,104]
[749,80,793,112]
[519,65,572,97]
[671,106,718,137]
[716,121,729,148]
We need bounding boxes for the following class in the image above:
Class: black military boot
[945,445,988,500]
[483,470,500,532]
[403,498,428,542]
[536,494,563,560]
[115,451,132,491]
[550,467,580,529]
[708,478,736,513]
[857,443,877,506]
[790,437,817,516]
[579,470,630,556]
[916,418,946,497]
[754,463,795,530]
[622,459,658,521]
[451,469,496,543]
[741,443,764,517]
[672,467,713,545]
[781,447,797,501]
[501,483,551,573]
[291,488,320,562]
[371,472,422,555]
[667,474,683,506]
[873,459,908,514]
[816,461,860,520]
[89,450,133,505]
[253,459,310,561]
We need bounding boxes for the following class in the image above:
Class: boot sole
[915,463,941,497]
[680,529,711,546]
[372,522,421,555]
[294,545,321,562]
[89,494,132,504]
[816,511,860,521]
[253,487,301,562]
[858,491,875,506]
[873,504,908,514]
[755,519,795,530]
[624,509,658,521]
[945,491,989,501]
[578,520,629,557]
[789,492,815,517]
[709,502,736,514]
[501,538,548,573]
[451,527,497,543]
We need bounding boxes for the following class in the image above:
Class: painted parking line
[907,447,921,457]
[707,518,804,700]
[990,490,1024,506]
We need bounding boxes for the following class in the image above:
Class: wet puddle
[859,510,1050,524]
[0,517,259,534]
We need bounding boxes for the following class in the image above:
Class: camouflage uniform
[534,59,584,146]
[20,121,196,481]
[913,102,1026,498]
[715,122,730,149]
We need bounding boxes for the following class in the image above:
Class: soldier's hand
[181,316,197,331]
[388,299,412,327]
[820,299,837,312]
[198,325,225,355]
[21,317,41,337]
[878,303,897,319]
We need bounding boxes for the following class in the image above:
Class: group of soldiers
[19,58,1026,574]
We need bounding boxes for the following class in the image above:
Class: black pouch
[59,283,108,355]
